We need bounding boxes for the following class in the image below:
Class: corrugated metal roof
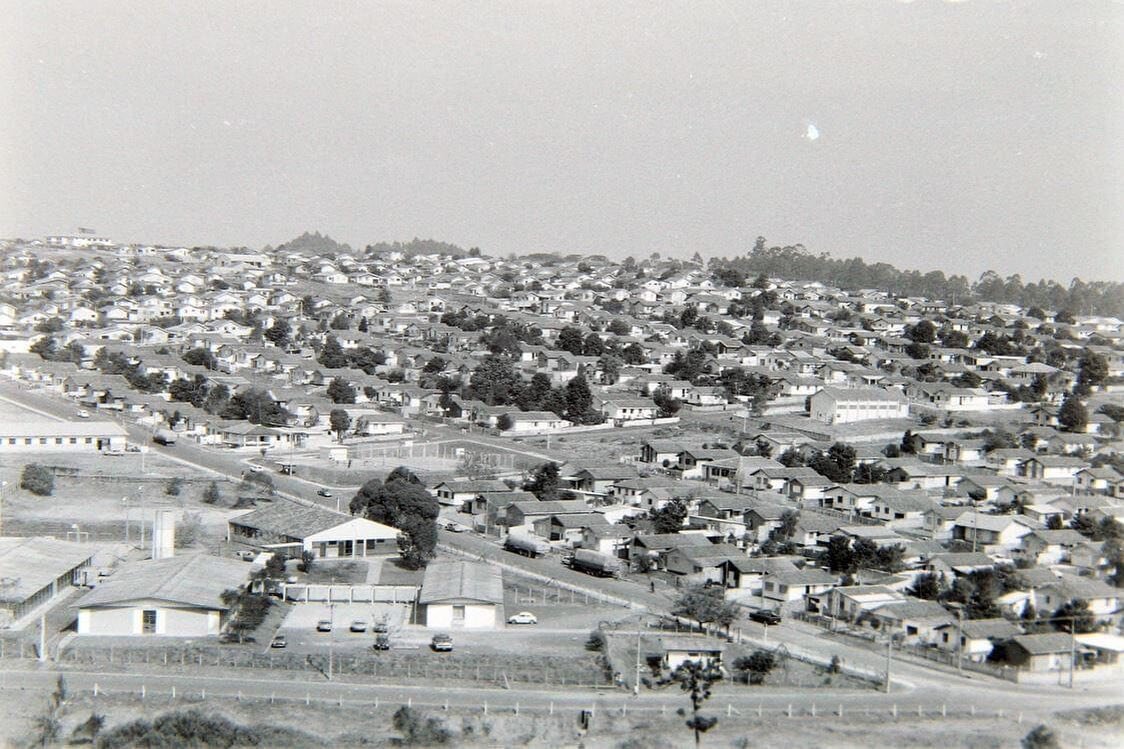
[76,554,250,610]
[0,537,93,603]
[418,561,503,605]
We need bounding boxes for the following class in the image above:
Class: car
[234,550,256,561]
[76,409,90,419]
[431,634,453,652]
[317,488,333,497]
[507,611,538,625]
[444,522,466,533]
[749,610,783,626]
[349,619,367,633]
[316,619,332,632]
[372,618,389,634]
[270,634,287,648]
[373,634,391,651]
[285,575,299,584]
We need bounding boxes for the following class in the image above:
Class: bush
[392,706,451,746]
[1022,725,1060,749]
[165,477,184,496]
[733,650,776,685]
[585,629,606,652]
[176,512,202,548]
[20,463,54,496]
[202,481,221,505]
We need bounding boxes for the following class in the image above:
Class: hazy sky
[2,1,1121,282]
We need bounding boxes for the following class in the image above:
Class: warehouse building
[227,501,400,559]
[419,560,504,629]
[75,554,249,637]
[0,537,95,626]
[0,420,129,453]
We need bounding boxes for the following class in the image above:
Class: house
[950,512,1036,553]
[0,537,94,626]
[0,420,129,453]
[501,411,572,434]
[664,543,743,582]
[599,398,659,424]
[227,501,400,558]
[867,599,954,643]
[815,585,905,620]
[1018,456,1087,484]
[630,533,713,569]
[999,633,1077,672]
[418,561,504,630]
[506,499,590,530]
[1016,529,1088,566]
[761,564,836,606]
[933,618,1023,662]
[809,387,909,424]
[639,440,687,467]
[432,480,511,509]
[1033,574,1120,621]
[654,636,724,671]
[76,554,250,637]
[532,513,610,546]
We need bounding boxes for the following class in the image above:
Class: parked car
[372,617,389,634]
[749,610,782,626]
[234,550,256,561]
[444,522,466,533]
[316,619,332,632]
[76,409,90,419]
[507,611,538,625]
[270,634,287,648]
[349,619,367,633]
[431,634,453,652]
[317,488,333,497]
[373,634,391,651]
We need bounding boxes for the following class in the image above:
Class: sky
[1,1,1121,282]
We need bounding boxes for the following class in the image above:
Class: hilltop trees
[1057,394,1088,433]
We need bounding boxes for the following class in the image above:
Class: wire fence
[37,644,613,689]
[69,681,1042,726]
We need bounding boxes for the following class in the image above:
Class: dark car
[317,488,333,498]
[749,610,782,626]
[373,634,391,651]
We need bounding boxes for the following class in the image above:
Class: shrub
[392,706,451,746]
[165,477,184,496]
[202,481,221,505]
[20,463,54,496]
[733,650,776,685]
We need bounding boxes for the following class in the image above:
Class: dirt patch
[303,560,370,584]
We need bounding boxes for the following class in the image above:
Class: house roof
[229,501,397,539]
[955,618,1023,640]
[76,554,250,610]
[418,561,503,605]
[0,537,94,604]
[1011,633,1076,655]
[0,420,129,438]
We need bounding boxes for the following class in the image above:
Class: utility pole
[633,627,641,695]
[884,637,892,693]
[955,604,964,675]
[1069,617,1076,690]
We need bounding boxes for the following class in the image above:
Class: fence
[46,645,612,688]
[65,681,1044,728]
[279,583,417,603]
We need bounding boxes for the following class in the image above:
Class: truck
[567,549,621,578]
[504,534,552,558]
[153,429,177,446]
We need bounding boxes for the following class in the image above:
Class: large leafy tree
[329,409,351,442]
[672,585,739,629]
[468,355,522,406]
[1057,394,1088,433]
[317,335,349,368]
[326,377,356,404]
[650,499,688,534]
[349,467,439,569]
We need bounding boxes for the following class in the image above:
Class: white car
[507,611,538,625]
[76,409,90,419]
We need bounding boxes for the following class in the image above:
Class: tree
[1021,725,1060,749]
[263,319,291,348]
[525,461,562,500]
[1057,394,1088,433]
[733,649,776,685]
[1052,599,1096,634]
[202,481,221,505]
[557,326,585,355]
[165,477,184,497]
[671,661,721,748]
[824,536,854,573]
[564,374,595,423]
[908,572,944,600]
[650,499,688,534]
[317,335,349,368]
[672,585,739,629]
[599,354,622,385]
[20,464,53,496]
[329,409,351,442]
[350,468,439,569]
[326,377,356,404]
[1075,351,1108,395]
[468,355,521,406]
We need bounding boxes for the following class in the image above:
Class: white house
[227,502,400,559]
[75,554,249,637]
[419,560,504,630]
[809,387,909,424]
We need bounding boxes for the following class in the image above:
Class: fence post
[787,704,792,718]
[757,704,762,718]
[892,704,897,719]
[93,682,98,697]
[549,702,553,715]
[171,686,175,700]
[515,703,519,715]
[917,705,922,717]
[201,689,205,700]
[811,704,816,718]
[941,704,946,717]
[483,702,487,714]
[837,704,843,717]
[141,685,146,700]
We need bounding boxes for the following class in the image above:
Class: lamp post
[947,601,964,675]
[633,626,642,695]
[0,480,8,536]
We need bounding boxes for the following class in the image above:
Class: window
[69,438,77,444]
[142,609,157,634]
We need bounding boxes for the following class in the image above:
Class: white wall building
[809,387,910,424]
